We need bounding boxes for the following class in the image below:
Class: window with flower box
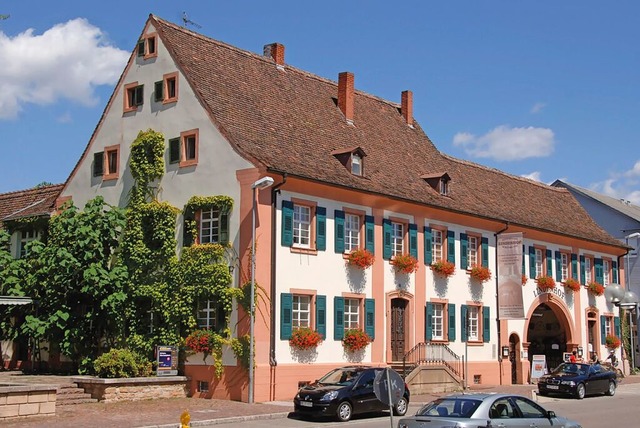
[600,314,620,345]
[280,292,326,339]
[555,250,571,282]
[281,200,327,253]
[603,259,611,286]
[580,255,594,284]
[344,213,361,252]
[424,226,455,266]
[425,300,455,342]
[462,304,490,343]
[334,209,373,256]
[383,218,418,261]
[529,246,552,279]
[333,295,375,340]
[461,233,488,271]
[197,299,226,332]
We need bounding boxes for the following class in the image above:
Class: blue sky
[1,1,639,203]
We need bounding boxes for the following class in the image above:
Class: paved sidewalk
[2,370,638,428]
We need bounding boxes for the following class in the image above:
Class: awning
[0,296,34,306]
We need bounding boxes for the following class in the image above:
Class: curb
[138,411,291,428]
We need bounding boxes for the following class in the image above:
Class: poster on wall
[497,232,525,319]
[156,345,178,376]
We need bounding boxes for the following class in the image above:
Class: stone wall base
[0,385,57,420]
[72,376,188,403]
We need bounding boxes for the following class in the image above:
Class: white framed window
[351,154,362,176]
[197,300,222,330]
[439,178,449,196]
[467,235,479,269]
[391,222,404,257]
[467,306,479,341]
[432,303,444,340]
[432,229,443,262]
[561,253,569,281]
[344,213,360,252]
[200,208,221,243]
[603,260,611,286]
[19,230,38,258]
[293,205,311,248]
[535,248,544,278]
[292,295,311,329]
[585,257,593,283]
[604,315,613,337]
[344,298,360,330]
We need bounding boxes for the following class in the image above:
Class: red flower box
[563,278,581,292]
[342,328,371,352]
[392,254,419,274]
[430,260,455,278]
[289,327,323,351]
[470,266,492,283]
[347,249,375,269]
[588,282,605,296]
[535,276,556,290]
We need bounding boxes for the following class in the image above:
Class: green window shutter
[409,223,418,259]
[546,249,553,277]
[482,307,490,342]
[316,206,326,251]
[612,261,618,284]
[93,152,104,177]
[580,255,586,284]
[448,303,456,342]
[219,212,229,244]
[481,237,489,268]
[600,315,606,344]
[383,219,392,260]
[424,226,432,265]
[529,246,536,279]
[571,254,578,280]
[447,230,456,264]
[460,233,468,270]
[316,295,326,339]
[334,210,345,253]
[365,215,375,253]
[555,251,562,282]
[137,40,145,56]
[281,200,293,247]
[169,138,181,164]
[461,305,468,342]
[154,81,164,102]
[280,293,293,340]
[334,297,345,340]
[522,245,526,275]
[595,258,604,284]
[425,302,433,341]
[614,316,621,337]
[134,85,144,106]
[365,298,375,340]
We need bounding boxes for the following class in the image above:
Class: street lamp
[248,176,274,404]
[606,283,639,370]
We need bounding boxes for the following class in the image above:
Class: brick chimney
[401,90,413,127]
[338,72,354,123]
[263,43,285,68]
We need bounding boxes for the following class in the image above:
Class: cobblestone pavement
[2,370,638,428]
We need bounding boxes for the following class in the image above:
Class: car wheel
[606,380,616,396]
[576,383,586,400]
[336,401,352,422]
[393,397,408,416]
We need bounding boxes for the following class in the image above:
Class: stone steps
[56,383,98,405]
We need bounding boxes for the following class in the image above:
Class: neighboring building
[552,179,640,367]
[5,15,629,402]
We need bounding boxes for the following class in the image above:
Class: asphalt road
[210,382,640,428]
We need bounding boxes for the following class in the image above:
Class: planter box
[71,376,188,403]
[0,383,57,420]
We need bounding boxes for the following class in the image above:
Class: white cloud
[530,102,546,114]
[521,171,542,182]
[624,160,640,178]
[452,125,555,161]
[0,18,129,119]
[56,112,72,123]
[591,163,640,206]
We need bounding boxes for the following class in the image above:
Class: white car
[397,392,581,428]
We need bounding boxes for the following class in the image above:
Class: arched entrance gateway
[524,294,576,373]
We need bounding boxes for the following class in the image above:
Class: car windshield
[317,368,359,386]
[553,363,587,376]
[417,398,481,418]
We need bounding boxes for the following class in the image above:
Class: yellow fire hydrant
[180,409,191,428]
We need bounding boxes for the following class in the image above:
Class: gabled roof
[0,184,63,226]
[79,15,622,249]
[552,180,640,223]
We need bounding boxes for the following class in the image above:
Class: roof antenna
[182,11,202,29]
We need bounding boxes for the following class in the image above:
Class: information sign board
[156,345,178,376]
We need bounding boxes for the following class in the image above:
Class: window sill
[123,106,138,114]
[103,173,119,181]
[291,247,318,256]
[162,97,178,105]
[179,159,198,168]
[143,53,158,60]
[466,341,484,346]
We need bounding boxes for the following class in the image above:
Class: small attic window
[421,172,451,196]
[331,147,366,177]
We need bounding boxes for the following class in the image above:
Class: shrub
[289,327,323,351]
[94,348,153,378]
[430,260,455,278]
[470,266,492,283]
[342,328,371,352]
[347,249,375,269]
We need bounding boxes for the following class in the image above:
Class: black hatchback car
[293,366,410,422]
[537,362,617,399]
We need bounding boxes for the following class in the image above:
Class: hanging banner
[497,232,525,319]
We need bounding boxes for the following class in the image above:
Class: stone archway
[509,333,521,384]
[524,293,575,371]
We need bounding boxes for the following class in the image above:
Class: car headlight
[560,380,575,386]
[320,390,339,401]
[295,392,300,400]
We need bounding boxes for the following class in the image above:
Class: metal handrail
[401,342,462,379]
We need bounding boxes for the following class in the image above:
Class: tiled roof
[0,184,63,225]
[149,16,622,249]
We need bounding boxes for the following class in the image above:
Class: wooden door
[391,299,407,361]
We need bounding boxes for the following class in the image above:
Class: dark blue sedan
[537,362,617,399]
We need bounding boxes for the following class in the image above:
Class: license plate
[300,401,313,407]
[547,385,559,390]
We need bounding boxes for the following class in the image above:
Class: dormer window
[421,172,451,196]
[332,147,366,177]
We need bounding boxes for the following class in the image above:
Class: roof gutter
[269,172,287,366]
